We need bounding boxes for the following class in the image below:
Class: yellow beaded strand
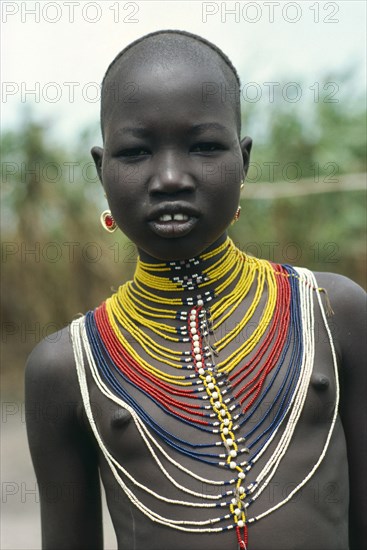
[105,238,278,385]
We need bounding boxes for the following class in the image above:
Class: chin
[138,233,228,263]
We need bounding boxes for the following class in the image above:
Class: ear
[240,136,253,177]
[91,146,104,185]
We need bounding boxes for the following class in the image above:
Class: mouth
[148,207,199,238]
[157,213,189,222]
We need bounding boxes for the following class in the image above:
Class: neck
[137,233,228,265]
[133,236,243,306]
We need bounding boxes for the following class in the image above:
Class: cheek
[103,156,119,180]
[210,153,243,201]
[208,172,241,208]
[201,156,242,184]
[103,160,142,205]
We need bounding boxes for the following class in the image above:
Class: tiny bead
[197,361,203,368]
[206,375,212,383]
[192,334,199,341]
[190,309,196,314]
[208,383,215,390]
[231,498,237,505]
[195,354,202,361]
[212,391,219,400]
[223,427,229,435]
[220,409,226,416]
[197,299,204,306]
[223,419,230,426]
[238,472,245,479]
[226,439,234,446]
[214,401,221,408]
[229,461,237,469]
[237,520,244,528]
[198,368,205,375]
[191,328,197,335]
[235,508,241,516]
[190,321,196,328]
[230,450,237,458]
[239,487,245,494]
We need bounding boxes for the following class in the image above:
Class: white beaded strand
[70,265,340,535]
[71,319,231,532]
[248,269,340,522]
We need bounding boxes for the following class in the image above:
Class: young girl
[25,30,366,550]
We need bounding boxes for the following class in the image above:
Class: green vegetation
[231,73,366,280]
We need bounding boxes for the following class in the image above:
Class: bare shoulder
[313,271,366,302]
[313,271,366,319]
[25,324,82,417]
[312,271,366,359]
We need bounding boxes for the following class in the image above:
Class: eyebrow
[110,122,230,141]
[190,123,230,135]
[112,127,149,139]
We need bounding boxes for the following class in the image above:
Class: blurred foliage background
[1,73,366,399]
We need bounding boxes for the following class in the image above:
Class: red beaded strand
[90,261,296,550]
[93,265,292,432]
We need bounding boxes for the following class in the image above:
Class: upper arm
[317,273,367,548]
[25,328,103,550]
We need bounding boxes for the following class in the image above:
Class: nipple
[311,373,330,391]
[111,408,132,428]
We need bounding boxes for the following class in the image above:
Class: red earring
[100,210,117,233]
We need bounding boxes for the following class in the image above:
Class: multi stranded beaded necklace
[71,238,339,550]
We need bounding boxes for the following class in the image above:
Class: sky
[1,0,366,147]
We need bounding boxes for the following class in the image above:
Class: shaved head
[100,30,241,138]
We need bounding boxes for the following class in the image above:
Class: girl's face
[92,59,252,262]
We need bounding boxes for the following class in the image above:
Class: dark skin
[25,54,367,550]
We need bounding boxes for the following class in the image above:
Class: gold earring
[100,210,117,233]
[231,206,241,225]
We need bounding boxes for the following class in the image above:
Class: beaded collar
[71,238,339,549]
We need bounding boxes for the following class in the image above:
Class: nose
[148,150,195,196]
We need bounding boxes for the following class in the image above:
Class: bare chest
[71,262,347,550]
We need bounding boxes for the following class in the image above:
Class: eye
[118,148,150,158]
[190,142,223,153]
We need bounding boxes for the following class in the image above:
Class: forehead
[103,58,238,136]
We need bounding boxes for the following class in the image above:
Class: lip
[149,217,198,238]
[147,202,200,239]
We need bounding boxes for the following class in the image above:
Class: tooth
[173,213,188,221]
[160,214,172,222]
